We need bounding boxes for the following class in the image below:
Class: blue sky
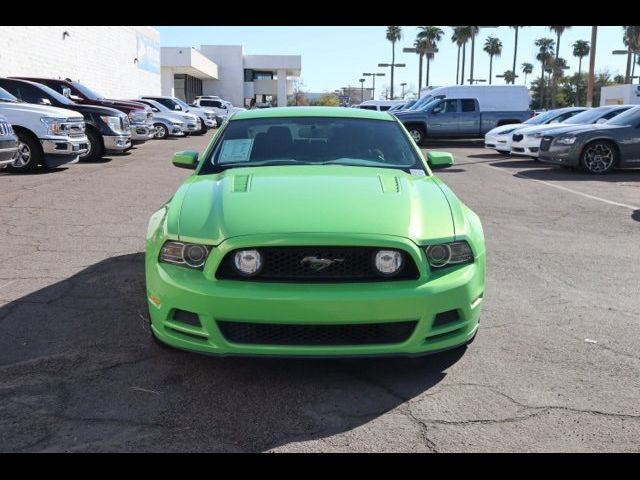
[157,26,631,96]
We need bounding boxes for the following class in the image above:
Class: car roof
[230,106,395,121]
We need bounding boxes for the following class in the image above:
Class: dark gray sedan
[538,105,640,174]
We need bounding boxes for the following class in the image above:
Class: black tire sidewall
[8,132,41,173]
[408,126,424,145]
[80,128,104,162]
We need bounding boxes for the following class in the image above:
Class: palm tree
[413,37,428,94]
[549,27,571,108]
[614,74,625,84]
[502,70,516,84]
[622,26,640,83]
[509,26,527,84]
[385,26,402,99]
[572,40,590,105]
[451,27,466,84]
[535,38,555,109]
[521,62,534,85]
[483,37,502,84]
[417,26,444,87]
[453,27,472,85]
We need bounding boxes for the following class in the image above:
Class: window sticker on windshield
[219,139,254,163]
[410,169,426,176]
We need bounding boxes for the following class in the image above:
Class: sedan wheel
[154,124,168,139]
[581,141,617,174]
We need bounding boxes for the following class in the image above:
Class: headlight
[529,132,544,139]
[100,115,124,134]
[556,136,577,145]
[498,128,517,136]
[233,250,262,277]
[128,109,147,124]
[40,117,67,136]
[425,241,474,269]
[373,250,403,276]
[205,113,214,119]
[159,241,210,269]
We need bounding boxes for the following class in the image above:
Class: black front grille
[540,137,552,151]
[217,320,418,346]
[216,246,420,282]
[512,133,523,142]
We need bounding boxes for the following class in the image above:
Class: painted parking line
[0,280,17,291]
[461,159,640,211]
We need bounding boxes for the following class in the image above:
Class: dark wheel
[79,128,104,162]
[154,123,168,139]
[197,120,207,135]
[7,132,42,173]
[580,140,617,174]
[407,125,425,145]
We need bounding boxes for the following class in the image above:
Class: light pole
[496,74,519,83]
[378,62,406,99]
[362,72,385,101]
[359,78,365,103]
[403,46,438,97]
[587,26,597,107]
[400,82,407,99]
[612,48,640,83]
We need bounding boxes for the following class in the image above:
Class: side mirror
[172,150,199,170]
[39,98,52,106]
[174,105,181,111]
[595,118,607,124]
[431,106,442,114]
[62,87,71,98]
[427,151,454,168]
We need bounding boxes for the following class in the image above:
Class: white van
[356,100,406,112]
[412,85,531,112]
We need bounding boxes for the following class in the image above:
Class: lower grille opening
[432,310,459,328]
[425,326,466,343]
[167,326,207,342]
[172,309,201,327]
[217,320,418,346]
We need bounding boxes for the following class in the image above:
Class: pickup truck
[0,86,88,173]
[393,97,532,145]
[0,115,19,169]
[12,77,155,144]
[0,78,131,162]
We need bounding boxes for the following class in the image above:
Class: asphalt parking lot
[1,133,639,452]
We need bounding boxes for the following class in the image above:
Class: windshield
[606,106,640,126]
[524,109,566,125]
[139,98,169,112]
[200,117,425,174]
[0,87,18,102]
[72,82,104,100]
[563,107,613,125]
[172,98,192,110]
[408,95,434,110]
[37,83,75,105]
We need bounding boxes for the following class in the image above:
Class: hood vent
[378,175,401,194]
[233,174,251,192]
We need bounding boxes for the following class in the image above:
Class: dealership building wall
[0,26,161,99]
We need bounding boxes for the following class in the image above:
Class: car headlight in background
[128,109,147,124]
[159,241,210,269]
[374,250,403,276]
[40,117,67,136]
[425,241,474,269]
[498,128,517,136]
[100,115,125,134]
[529,132,544,139]
[556,136,577,145]
[233,250,262,276]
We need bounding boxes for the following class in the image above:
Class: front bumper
[41,135,88,166]
[510,136,542,157]
[145,234,485,357]
[104,134,132,152]
[181,120,202,134]
[484,133,511,153]
[538,143,580,166]
[204,118,216,128]
[0,139,18,166]
[130,124,156,142]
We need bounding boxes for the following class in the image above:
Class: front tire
[154,123,168,139]
[580,140,617,174]
[79,128,104,162]
[7,132,42,173]
[407,125,425,145]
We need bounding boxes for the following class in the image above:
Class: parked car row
[484,104,640,174]
[0,76,240,174]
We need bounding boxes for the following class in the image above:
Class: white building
[161,45,302,107]
[0,26,161,98]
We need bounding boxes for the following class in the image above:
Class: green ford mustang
[145,107,485,357]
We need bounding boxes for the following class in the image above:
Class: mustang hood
[172,165,455,245]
